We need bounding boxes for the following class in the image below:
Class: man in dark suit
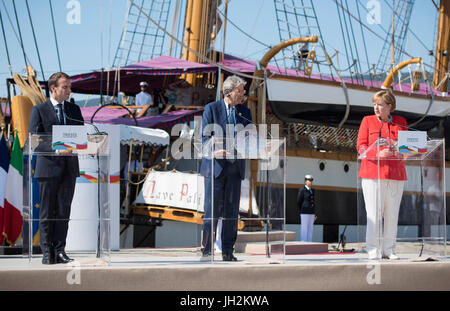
[297,174,316,242]
[29,72,84,264]
[200,75,252,261]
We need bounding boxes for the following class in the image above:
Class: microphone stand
[419,160,425,258]
[96,151,101,258]
[63,112,106,136]
[378,115,431,258]
[63,110,108,259]
[238,112,272,258]
[265,161,270,258]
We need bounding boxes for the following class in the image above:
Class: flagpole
[96,152,100,258]
[28,133,33,262]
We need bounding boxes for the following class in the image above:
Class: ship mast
[433,0,450,94]
[391,0,395,70]
[182,0,222,86]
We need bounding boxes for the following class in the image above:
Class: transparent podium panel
[22,133,111,264]
[130,138,203,262]
[202,135,286,263]
[357,138,446,260]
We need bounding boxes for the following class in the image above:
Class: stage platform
[0,243,449,291]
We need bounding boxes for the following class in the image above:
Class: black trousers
[202,161,242,255]
[37,175,76,254]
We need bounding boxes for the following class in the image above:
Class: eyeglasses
[232,88,246,94]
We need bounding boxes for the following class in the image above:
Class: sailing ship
[2,0,449,247]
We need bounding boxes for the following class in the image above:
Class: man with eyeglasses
[200,75,252,262]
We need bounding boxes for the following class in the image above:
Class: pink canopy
[80,106,203,130]
[70,54,439,97]
[70,56,217,95]
[217,54,438,97]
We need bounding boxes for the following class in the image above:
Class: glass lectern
[22,133,110,264]
[357,137,446,260]
[201,132,286,263]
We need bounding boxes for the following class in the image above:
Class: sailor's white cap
[140,81,148,87]
[304,174,313,180]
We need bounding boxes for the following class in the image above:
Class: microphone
[389,120,416,131]
[63,106,107,135]
[389,119,430,140]
[237,111,275,140]
[237,111,254,126]
[32,122,41,135]
[377,115,430,153]
[377,114,392,139]
[378,114,426,135]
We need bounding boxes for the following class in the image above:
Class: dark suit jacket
[200,99,252,179]
[29,99,84,178]
[297,186,315,214]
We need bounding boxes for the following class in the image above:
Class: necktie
[56,103,65,125]
[228,106,236,163]
[228,106,235,125]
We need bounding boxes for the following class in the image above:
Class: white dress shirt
[50,97,66,124]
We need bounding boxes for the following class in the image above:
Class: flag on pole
[0,135,9,245]
[2,134,23,245]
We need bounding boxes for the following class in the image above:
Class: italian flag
[2,134,23,245]
[0,135,9,245]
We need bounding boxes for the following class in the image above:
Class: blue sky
[0,0,439,99]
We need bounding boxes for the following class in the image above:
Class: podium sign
[52,125,88,152]
[398,131,427,154]
[357,138,446,260]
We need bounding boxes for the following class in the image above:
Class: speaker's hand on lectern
[378,148,393,158]
[57,150,73,155]
[213,149,231,158]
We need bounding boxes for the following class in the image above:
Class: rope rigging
[274,0,329,76]
[409,62,435,128]
[335,0,356,84]
[217,8,271,49]
[0,7,13,79]
[4,0,443,104]
[25,0,45,81]
[49,0,63,72]
[343,0,364,81]
[112,0,171,67]
[10,0,28,69]
[320,42,350,129]
[355,0,373,84]
[241,0,266,56]
[380,0,433,59]
[129,0,265,81]
[342,0,442,76]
